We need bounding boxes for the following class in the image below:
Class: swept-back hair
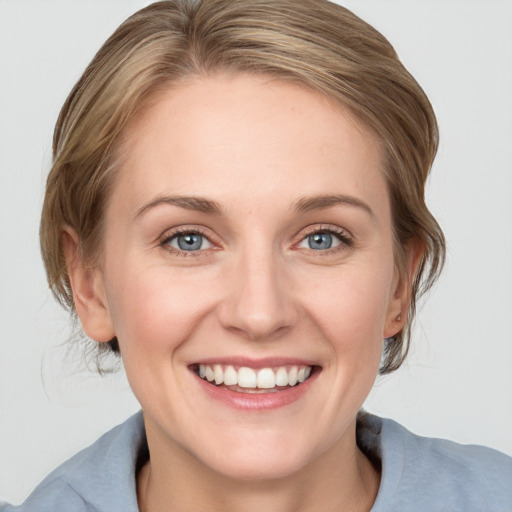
[40,0,445,373]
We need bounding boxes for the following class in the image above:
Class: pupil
[178,234,201,251]
[309,232,332,250]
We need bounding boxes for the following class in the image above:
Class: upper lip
[189,356,320,369]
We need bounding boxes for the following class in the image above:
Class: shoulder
[358,413,512,512]
[0,412,145,512]
[0,481,92,512]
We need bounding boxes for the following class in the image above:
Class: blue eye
[166,232,212,252]
[308,232,334,250]
[298,230,345,251]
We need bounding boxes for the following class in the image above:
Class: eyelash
[159,224,353,257]
[159,227,214,257]
[295,225,353,253]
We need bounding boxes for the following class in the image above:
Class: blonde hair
[40,0,445,373]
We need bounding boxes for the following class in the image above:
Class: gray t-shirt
[2,411,511,511]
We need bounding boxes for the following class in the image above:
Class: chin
[208,452,309,482]
[192,429,317,482]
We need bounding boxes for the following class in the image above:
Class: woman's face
[82,74,406,479]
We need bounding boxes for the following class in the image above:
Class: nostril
[216,266,298,341]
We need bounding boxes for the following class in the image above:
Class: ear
[384,240,424,338]
[62,227,115,342]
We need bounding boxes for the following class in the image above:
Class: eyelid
[293,224,354,251]
[157,223,353,257]
[159,226,219,256]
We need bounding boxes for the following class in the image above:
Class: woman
[2,0,511,510]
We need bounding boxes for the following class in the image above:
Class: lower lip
[193,370,319,411]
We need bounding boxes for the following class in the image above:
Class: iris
[308,232,333,250]
[177,233,203,251]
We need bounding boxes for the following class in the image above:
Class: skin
[64,74,418,512]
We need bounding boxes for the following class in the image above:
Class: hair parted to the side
[40,0,445,374]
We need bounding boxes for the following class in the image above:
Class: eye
[162,231,213,252]
[296,227,351,251]
[303,232,338,250]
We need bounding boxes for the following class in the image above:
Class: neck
[137,418,380,512]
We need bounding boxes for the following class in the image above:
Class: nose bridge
[220,236,297,341]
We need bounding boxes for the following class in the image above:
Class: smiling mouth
[192,364,318,393]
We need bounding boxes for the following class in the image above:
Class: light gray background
[1,0,511,505]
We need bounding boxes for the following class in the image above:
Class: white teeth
[214,364,223,385]
[205,366,215,382]
[238,367,257,388]
[275,367,288,387]
[288,366,298,386]
[257,368,276,389]
[196,363,314,389]
[224,365,238,386]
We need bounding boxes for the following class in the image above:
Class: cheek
[104,264,218,355]
[299,261,394,350]
[310,265,393,406]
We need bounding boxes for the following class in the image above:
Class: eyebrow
[135,195,223,218]
[293,194,375,220]
[135,193,374,220]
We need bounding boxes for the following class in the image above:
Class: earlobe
[384,241,424,338]
[62,227,115,342]
[383,284,405,339]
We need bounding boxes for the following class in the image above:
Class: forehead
[113,73,388,217]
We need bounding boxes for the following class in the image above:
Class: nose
[217,247,299,342]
